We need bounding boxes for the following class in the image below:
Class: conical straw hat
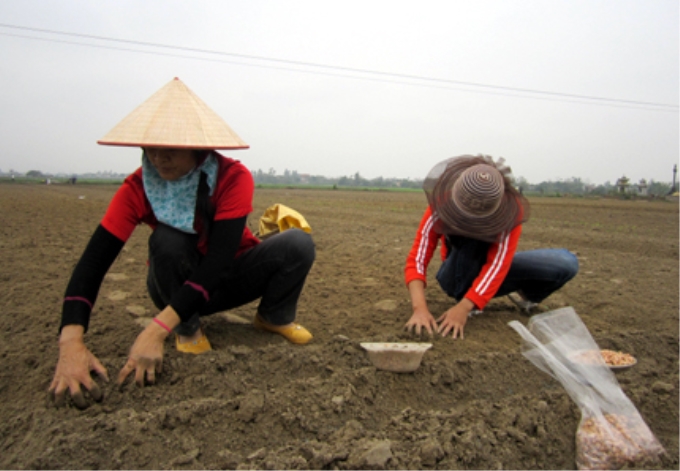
[98,77,249,150]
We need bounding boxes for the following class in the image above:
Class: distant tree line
[515,176,673,198]
[251,168,423,189]
[1,167,674,197]
[15,169,126,180]
[253,170,674,197]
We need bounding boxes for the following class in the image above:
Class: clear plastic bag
[508,307,665,470]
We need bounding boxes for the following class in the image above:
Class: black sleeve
[60,224,125,333]
[169,217,247,322]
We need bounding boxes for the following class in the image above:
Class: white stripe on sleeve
[415,215,436,275]
[475,231,510,296]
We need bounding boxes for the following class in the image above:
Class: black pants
[147,225,315,336]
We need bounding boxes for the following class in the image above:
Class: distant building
[635,178,648,196]
[615,176,630,194]
[616,176,648,196]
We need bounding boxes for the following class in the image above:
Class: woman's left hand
[117,322,167,387]
[436,298,475,339]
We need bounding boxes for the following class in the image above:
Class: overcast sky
[0,0,677,184]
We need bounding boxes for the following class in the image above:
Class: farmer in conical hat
[404,155,579,339]
[50,78,315,406]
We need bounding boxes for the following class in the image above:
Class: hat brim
[96,140,250,150]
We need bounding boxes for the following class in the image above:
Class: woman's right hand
[404,306,438,336]
[405,279,438,335]
[49,325,109,409]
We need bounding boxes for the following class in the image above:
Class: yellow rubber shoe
[253,315,313,345]
[175,332,212,354]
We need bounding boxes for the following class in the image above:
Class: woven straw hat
[98,78,249,150]
[423,155,529,242]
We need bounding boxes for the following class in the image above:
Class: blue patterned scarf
[142,152,218,233]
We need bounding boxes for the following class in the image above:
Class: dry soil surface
[0,184,677,470]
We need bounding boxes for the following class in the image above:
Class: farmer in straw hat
[404,155,579,339]
[50,78,315,407]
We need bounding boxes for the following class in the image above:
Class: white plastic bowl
[360,342,433,373]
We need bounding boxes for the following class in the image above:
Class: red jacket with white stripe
[404,206,522,310]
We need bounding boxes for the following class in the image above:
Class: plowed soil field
[0,183,677,469]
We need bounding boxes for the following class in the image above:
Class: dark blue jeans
[147,225,315,336]
[436,236,578,304]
